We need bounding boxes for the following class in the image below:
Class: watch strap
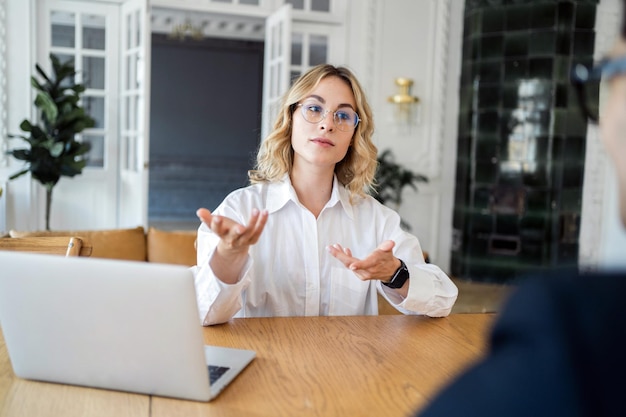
[382,259,410,289]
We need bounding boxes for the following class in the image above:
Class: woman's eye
[306,105,323,113]
[336,111,350,121]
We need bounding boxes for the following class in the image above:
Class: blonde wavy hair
[248,64,378,199]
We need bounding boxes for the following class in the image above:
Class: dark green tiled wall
[451,0,598,284]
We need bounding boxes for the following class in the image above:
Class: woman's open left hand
[327,240,400,281]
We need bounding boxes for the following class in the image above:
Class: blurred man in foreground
[416,2,626,416]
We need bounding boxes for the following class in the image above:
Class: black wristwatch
[382,259,410,289]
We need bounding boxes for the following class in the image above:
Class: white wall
[346,0,460,271]
[0,0,40,234]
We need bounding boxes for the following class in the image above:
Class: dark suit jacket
[417,271,626,417]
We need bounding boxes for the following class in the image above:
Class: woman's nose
[319,110,334,130]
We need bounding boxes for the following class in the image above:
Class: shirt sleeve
[374,203,458,317]
[382,263,458,317]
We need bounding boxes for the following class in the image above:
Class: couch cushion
[9,226,147,261]
[146,227,197,266]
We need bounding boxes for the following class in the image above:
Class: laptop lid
[0,251,254,402]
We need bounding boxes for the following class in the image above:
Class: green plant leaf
[374,148,428,208]
[7,133,28,141]
[29,125,49,144]
[66,141,92,156]
[48,142,64,157]
[30,76,46,92]
[55,62,77,82]
[60,159,87,177]
[7,149,32,161]
[34,64,52,86]
[19,119,33,132]
[8,168,30,180]
[35,91,58,122]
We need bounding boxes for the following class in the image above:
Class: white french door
[119,0,151,228]
[261,3,345,141]
[39,0,120,230]
[261,4,292,141]
[38,0,150,230]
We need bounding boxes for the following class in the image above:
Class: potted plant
[373,149,428,230]
[6,54,94,230]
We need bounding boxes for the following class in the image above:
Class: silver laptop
[0,251,255,401]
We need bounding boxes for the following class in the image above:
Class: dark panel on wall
[452,0,598,283]
[148,35,264,227]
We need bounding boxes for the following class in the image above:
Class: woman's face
[290,76,357,173]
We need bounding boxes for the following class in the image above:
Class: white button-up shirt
[193,175,458,325]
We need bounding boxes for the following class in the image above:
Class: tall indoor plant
[6,54,94,230]
[374,149,428,230]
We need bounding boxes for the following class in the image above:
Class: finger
[350,245,395,271]
[211,216,232,238]
[203,214,241,242]
[245,208,261,229]
[327,244,356,266]
[350,253,381,270]
[329,243,353,257]
[219,222,248,250]
[349,240,395,270]
[233,209,264,243]
[196,208,213,225]
[350,269,374,281]
[248,210,269,243]
[351,256,394,274]
[332,243,351,259]
[377,240,395,253]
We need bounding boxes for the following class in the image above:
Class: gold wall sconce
[387,78,420,133]
[169,21,204,41]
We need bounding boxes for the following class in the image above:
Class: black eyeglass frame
[571,56,626,123]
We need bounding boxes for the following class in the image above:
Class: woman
[194,64,458,325]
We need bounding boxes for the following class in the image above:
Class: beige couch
[5,227,432,315]
[7,226,198,266]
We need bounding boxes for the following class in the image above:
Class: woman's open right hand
[196,207,268,255]
[196,207,269,284]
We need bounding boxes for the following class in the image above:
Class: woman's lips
[310,137,334,146]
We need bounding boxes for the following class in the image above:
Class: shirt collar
[266,174,355,220]
[332,175,355,220]
[265,175,295,214]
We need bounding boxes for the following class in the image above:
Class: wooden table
[0,314,495,417]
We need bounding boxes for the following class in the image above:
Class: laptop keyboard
[208,365,230,384]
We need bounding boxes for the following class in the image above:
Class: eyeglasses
[297,102,360,132]
[571,56,626,123]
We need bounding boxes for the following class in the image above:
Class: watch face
[384,260,409,289]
